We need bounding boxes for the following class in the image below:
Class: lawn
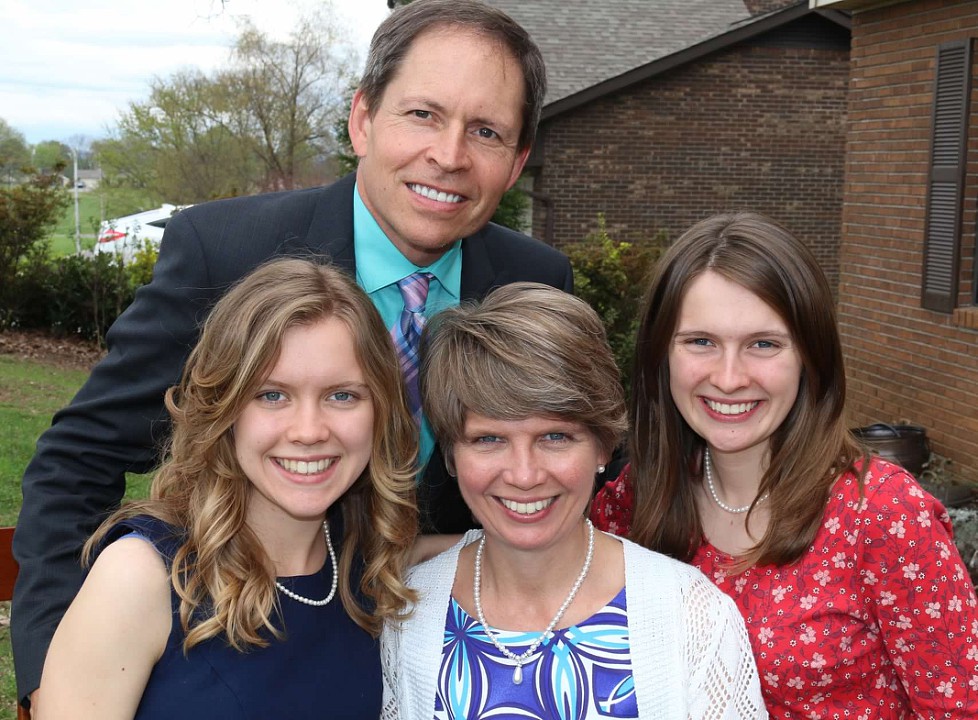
[47,193,102,256]
[0,352,151,717]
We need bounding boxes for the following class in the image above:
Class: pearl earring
[597,464,606,474]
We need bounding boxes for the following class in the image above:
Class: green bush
[0,168,69,316]
[126,240,160,290]
[565,215,665,391]
[5,244,159,344]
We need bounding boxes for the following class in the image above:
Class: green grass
[0,356,91,524]
[0,355,91,715]
[0,353,151,714]
[50,193,102,237]
[47,193,102,256]
[0,629,14,720]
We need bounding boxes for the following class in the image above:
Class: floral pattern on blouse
[590,457,978,719]
[434,588,636,719]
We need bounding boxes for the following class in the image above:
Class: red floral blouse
[591,457,978,719]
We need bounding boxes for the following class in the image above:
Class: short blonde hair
[420,282,626,460]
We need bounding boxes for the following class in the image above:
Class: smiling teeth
[409,183,462,203]
[277,458,333,475]
[500,498,554,515]
[706,400,759,415]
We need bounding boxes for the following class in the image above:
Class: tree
[32,140,71,174]
[564,215,665,390]
[99,11,357,202]
[0,167,69,319]
[332,83,360,177]
[226,13,357,190]
[66,135,97,170]
[97,70,258,203]
[0,119,30,185]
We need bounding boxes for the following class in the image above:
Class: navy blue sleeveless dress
[96,516,381,719]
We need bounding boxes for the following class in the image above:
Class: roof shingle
[482,0,787,104]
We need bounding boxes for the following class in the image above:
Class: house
[485,0,851,292]
[812,0,978,483]
[76,168,102,191]
[56,168,102,191]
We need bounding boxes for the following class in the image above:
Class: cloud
[1,0,389,144]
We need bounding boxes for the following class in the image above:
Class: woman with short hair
[383,282,765,719]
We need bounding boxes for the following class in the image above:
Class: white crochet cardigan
[382,530,766,719]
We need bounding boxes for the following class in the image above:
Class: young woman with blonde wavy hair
[37,258,418,719]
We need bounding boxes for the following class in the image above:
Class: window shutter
[922,40,972,313]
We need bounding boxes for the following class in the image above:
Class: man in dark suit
[13,0,572,711]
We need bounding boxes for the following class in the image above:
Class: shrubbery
[0,165,156,344]
[0,167,69,321]
[5,242,158,344]
[565,215,665,391]
[4,201,660,365]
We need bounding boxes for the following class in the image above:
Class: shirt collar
[353,182,462,297]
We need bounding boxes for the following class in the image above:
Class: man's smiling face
[349,27,529,267]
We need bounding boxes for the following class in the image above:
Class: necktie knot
[397,272,432,315]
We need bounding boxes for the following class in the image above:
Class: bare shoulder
[87,535,171,598]
[38,536,172,719]
[71,535,172,650]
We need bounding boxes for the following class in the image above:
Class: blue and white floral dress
[435,588,636,718]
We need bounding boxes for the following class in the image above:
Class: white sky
[0,0,391,144]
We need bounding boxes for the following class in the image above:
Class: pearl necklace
[473,519,595,685]
[703,448,769,514]
[274,520,337,607]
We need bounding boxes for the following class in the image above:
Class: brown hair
[87,258,418,649]
[359,0,547,151]
[420,282,626,463]
[628,212,863,567]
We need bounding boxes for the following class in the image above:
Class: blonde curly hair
[87,258,418,650]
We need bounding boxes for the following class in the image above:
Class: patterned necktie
[391,272,432,425]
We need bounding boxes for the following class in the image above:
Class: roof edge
[810,0,909,10]
[541,4,848,121]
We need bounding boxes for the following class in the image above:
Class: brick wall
[532,17,850,294]
[841,0,978,482]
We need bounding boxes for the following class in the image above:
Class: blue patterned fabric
[434,588,636,719]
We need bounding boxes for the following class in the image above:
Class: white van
[95,204,191,260]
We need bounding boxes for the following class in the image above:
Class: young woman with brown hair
[592,212,978,718]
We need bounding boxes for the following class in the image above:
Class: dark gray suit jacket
[11,173,573,701]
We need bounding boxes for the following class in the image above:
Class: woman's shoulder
[591,465,634,535]
[406,529,481,585]
[616,534,744,639]
[836,456,949,513]
[94,513,185,565]
[617,533,726,595]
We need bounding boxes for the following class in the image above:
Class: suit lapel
[292,174,504,301]
[295,173,358,275]
[459,225,498,301]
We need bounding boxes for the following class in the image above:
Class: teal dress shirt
[352,184,461,474]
